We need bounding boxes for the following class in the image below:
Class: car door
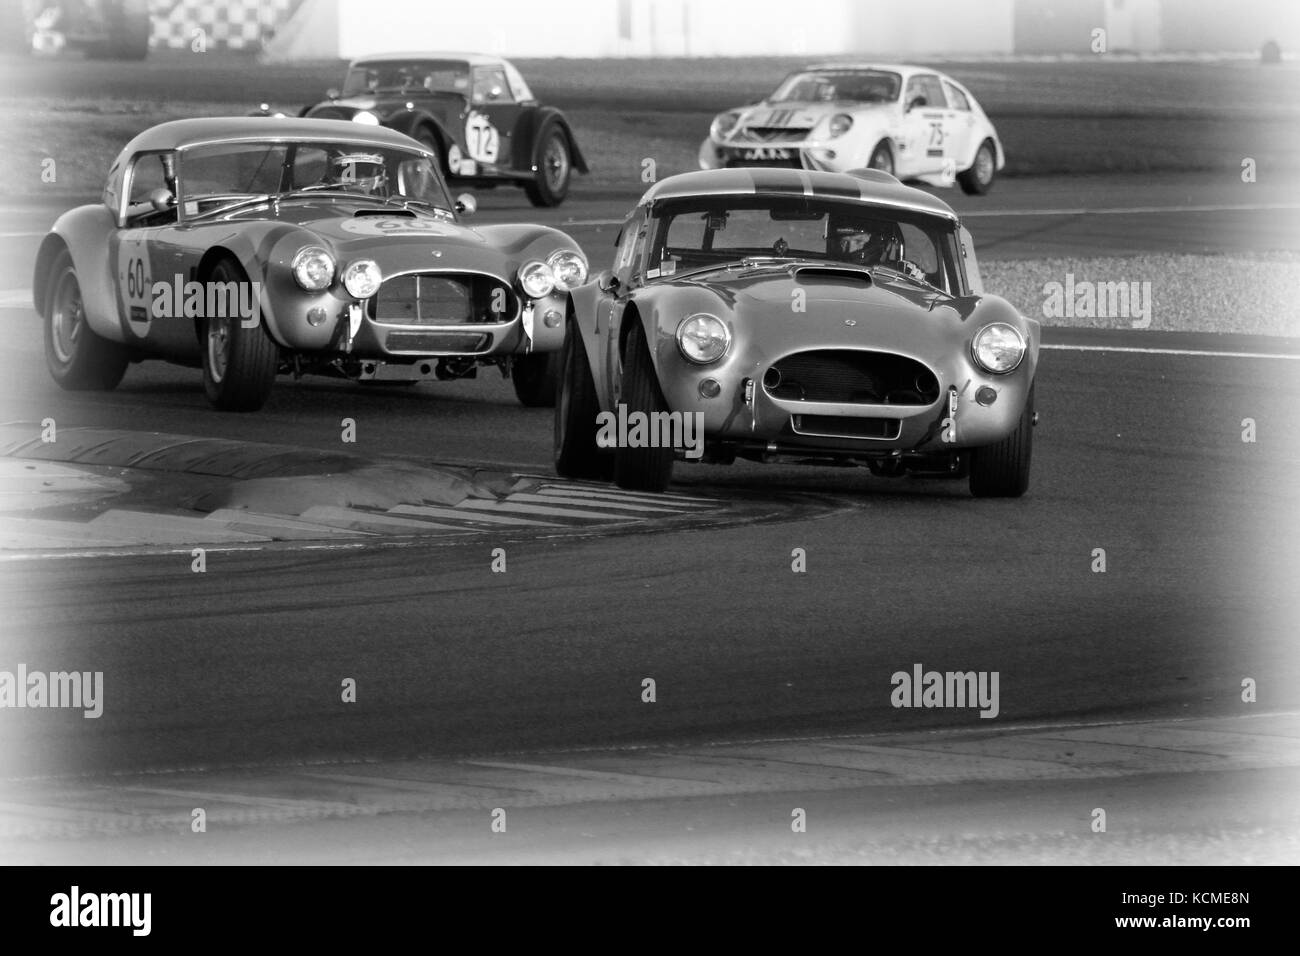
[109,151,181,351]
[899,73,952,178]
[941,79,977,181]
[466,65,521,173]
[599,210,649,404]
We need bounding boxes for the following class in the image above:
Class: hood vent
[353,208,416,218]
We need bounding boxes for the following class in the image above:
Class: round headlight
[828,113,853,138]
[547,249,588,291]
[972,323,1026,374]
[291,246,335,292]
[342,259,382,299]
[677,313,731,364]
[710,111,741,140]
[352,110,381,125]
[519,260,556,299]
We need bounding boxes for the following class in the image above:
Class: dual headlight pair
[710,112,854,140]
[676,316,1027,375]
[518,250,588,299]
[292,246,589,302]
[291,246,381,298]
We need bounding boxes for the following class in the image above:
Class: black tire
[613,324,673,493]
[524,124,572,207]
[43,249,129,391]
[969,383,1033,498]
[201,258,279,412]
[414,127,451,178]
[957,139,997,195]
[513,351,559,407]
[554,319,611,480]
[867,140,894,176]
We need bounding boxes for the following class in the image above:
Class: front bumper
[698,137,849,173]
[651,335,1033,456]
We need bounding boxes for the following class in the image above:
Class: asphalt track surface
[1,173,1298,864]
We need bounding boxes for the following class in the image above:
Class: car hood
[227,201,512,274]
[733,100,894,129]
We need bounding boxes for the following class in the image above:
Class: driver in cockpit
[832,219,926,281]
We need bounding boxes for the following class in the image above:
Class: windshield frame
[643,194,966,295]
[342,59,472,97]
[768,69,903,105]
[173,137,456,224]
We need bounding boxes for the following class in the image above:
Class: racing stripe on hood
[751,169,795,194]
[810,180,863,199]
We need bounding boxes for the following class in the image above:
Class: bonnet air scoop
[791,265,873,286]
[352,208,417,218]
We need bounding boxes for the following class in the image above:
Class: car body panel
[290,53,588,195]
[569,167,1037,462]
[699,63,1004,188]
[35,117,585,388]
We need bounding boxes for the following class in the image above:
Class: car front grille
[370,274,517,326]
[791,415,901,440]
[384,331,492,354]
[741,126,813,142]
[765,350,940,406]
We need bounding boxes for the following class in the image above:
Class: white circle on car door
[117,241,153,337]
[465,111,500,164]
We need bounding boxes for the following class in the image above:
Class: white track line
[1042,343,1300,360]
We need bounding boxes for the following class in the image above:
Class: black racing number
[125,256,146,299]
[928,122,945,148]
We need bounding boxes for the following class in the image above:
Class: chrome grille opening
[766,350,940,405]
[385,331,492,354]
[792,415,902,440]
[371,274,517,326]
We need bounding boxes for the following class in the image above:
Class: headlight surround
[291,246,335,292]
[342,259,383,299]
[677,313,731,364]
[828,113,854,138]
[710,111,741,140]
[547,249,588,292]
[972,322,1026,374]
[519,259,556,299]
[351,110,381,125]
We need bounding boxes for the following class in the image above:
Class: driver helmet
[836,220,902,265]
[326,152,388,195]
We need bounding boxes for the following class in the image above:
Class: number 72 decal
[465,111,500,164]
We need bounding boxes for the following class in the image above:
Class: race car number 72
[465,113,500,164]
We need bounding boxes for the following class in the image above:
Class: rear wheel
[524,125,571,207]
[512,351,559,407]
[613,324,674,493]
[201,258,279,412]
[969,384,1033,497]
[43,249,129,391]
[554,319,611,480]
[958,139,997,195]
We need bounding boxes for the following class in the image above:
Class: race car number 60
[465,113,500,164]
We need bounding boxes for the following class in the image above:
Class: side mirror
[596,270,620,293]
[906,95,927,112]
[326,88,340,101]
[454,193,477,216]
[148,187,174,212]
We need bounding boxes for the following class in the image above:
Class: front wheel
[43,249,129,391]
[554,319,612,480]
[201,258,279,412]
[969,384,1033,497]
[512,351,559,407]
[524,126,572,207]
[867,140,895,176]
[957,139,997,195]
[613,324,674,493]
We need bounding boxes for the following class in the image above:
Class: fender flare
[519,107,589,175]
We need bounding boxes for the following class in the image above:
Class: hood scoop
[792,265,873,286]
[353,208,416,218]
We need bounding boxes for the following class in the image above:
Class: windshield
[342,60,469,97]
[647,196,962,294]
[769,70,901,104]
[177,140,455,220]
